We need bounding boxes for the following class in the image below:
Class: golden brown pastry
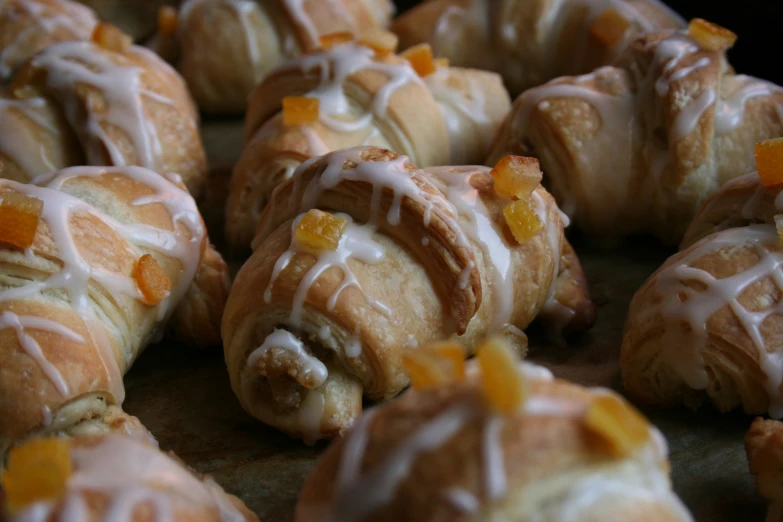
[170,0,395,113]
[1,434,259,521]
[223,146,594,442]
[297,349,693,522]
[390,0,684,96]
[0,0,97,82]
[227,36,511,249]
[488,22,783,244]
[747,417,783,522]
[621,150,783,417]
[0,164,225,455]
[0,22,207,198]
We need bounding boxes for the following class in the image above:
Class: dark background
[393,0,783,85]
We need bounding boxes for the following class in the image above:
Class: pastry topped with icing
[165,0,394,113]
[488,19,783,244]
[622,139,783,418]
[227,33,511,249]
[0,22,207,198]
[223,146,594,442]
[296,339,692,522]
[0,0,97,81]
[1,434,258,521]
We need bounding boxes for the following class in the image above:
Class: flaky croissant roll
[227,37,511,249]
[297,355,692,522]
[168,0,394,113]
[0,22,207,198]
[488,24,783,244]
[390,0,683,96]
[0,164,225,455]
[0,0,97,82]
[223,146,594,441]
[1,434,258,521]
[621,164,783,418]
[747,418,783,522]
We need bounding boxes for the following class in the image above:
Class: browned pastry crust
[174,0,395,113]
[297,364,692,522]
[390,0,684,96]
[223,146,594,441]
[747,417,783,522]
[488,30,783,244]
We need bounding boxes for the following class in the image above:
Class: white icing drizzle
[264,212,388,346]
[12,434,246,522]
[31,41,173,170]
[443,487,480,513]
[0,311,82,396]
[41,404,52,427]
[0,97,59,175]
[0,165,203,404]
[670,88,716,143]
[715,75,783,135]
[651,220,783,417]
[282,0,319,47]
[481,416,506,500]
[299,389,326,445]
[0,0,96,80]
[274,43,423,137]
[247,328,328,388]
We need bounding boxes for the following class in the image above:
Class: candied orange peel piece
[0,191,43,249]
[477,336,527,414]
[295,210,347,252]
[756,138,783,187]
[158,6,178,36]
[403,340,467,389]
[358,28,398,56]
[491,155,543,199]
[320,31,354,50]
[688,18,737,52]
[584,394,650,456]
[91,22,132,53]
[503,200,543,244]
[134,254,171,305]
[590,9,632,47]
[400,44,437,77]
[282,96,320,126]
[2,438,72,513]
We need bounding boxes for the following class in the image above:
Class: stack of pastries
[1,0,782,520]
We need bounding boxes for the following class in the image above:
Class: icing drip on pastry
[0,166,203,401]
[31,41,173,170]
[651,219,783,417]
[0,97,59,175]
[715,75,783,135]
[0,0,96,80]
[264,213,389,338]
[282,0,320,47]
[248,328,328,388]
[0,311,83,397]
[12,434,245,522]
[277,43,423,135]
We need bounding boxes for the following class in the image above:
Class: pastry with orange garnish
[488,19,783,244]
[161,0,394,114]
[1,434,258,521]
[622,144,783,418]
[0,164,229,455]
[390,0,684,96]
[296,341,692,522]
[0,21,207,198]
[227,36,511,249]
[223,146,594,442]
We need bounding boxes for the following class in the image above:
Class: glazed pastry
[0,0,97,82]
[622,142,783,417]
[0,164,225,455]
[390,0,684,96]
[297,341,692,522]
[747,417,783,522]
[227,36,511,249]
[0,22,207,198]
[78,0,170,40]
[1,434,259,521]
[222,146,594,441]
[171,0,395,113]
[488,20,783,244]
